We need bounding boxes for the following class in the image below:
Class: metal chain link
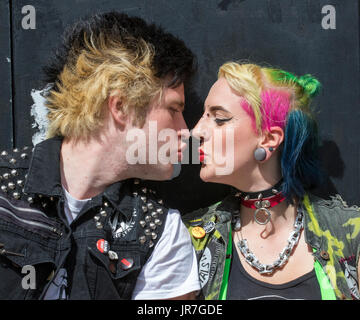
[237,206,304,275]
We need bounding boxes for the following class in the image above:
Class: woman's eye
[214,117,233,125]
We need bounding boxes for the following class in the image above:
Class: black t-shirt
[227,241,322,300]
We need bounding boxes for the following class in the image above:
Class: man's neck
[60,138,130,200]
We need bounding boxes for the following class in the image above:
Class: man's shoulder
[0,146,32,169]
[0,146,33,200]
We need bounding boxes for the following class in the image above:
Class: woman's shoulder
[306,193,360,220]
[181,202,221,227]
[182,194,238,226]
[304,193,360,240]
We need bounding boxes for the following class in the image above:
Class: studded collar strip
[236,179,284,200]
[240,192,286,209]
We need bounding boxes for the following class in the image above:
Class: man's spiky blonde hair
[43,12,196,139]
[46,32,161,139]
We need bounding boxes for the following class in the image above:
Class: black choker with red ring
[234,179,285,225]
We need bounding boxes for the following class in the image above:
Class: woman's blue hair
[280,109,324,203]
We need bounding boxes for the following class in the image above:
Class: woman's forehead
[205,78,246,114]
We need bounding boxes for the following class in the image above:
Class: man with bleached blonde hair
[0,11,200,300]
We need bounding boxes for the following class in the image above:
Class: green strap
[312,249,337,300]
[219,227,232,300]
[304,196,336,300]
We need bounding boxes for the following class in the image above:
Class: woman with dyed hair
[183,62,360,300]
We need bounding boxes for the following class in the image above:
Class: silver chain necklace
[236,206,304,275]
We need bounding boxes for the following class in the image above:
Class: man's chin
[144,163,177,181]
[170,163,181,179]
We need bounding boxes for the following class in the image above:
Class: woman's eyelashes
[201,111,233,125]
[214,117,233,125]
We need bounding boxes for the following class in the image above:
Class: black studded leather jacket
[0,136,168,299]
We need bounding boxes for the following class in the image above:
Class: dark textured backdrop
[0,0,359,213]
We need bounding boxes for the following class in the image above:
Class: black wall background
[0,0,359,213]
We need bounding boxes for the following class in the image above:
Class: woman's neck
[238,199,298,239]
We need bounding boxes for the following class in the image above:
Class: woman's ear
[108,94,127,127]
[259,126,284,155]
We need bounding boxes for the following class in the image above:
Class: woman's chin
[200,163,233,185]
[199,164,219,183]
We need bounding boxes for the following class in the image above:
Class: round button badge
[192,226,206,239]
[96,239,109,254]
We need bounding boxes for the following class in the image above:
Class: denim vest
[183,193,360,300]
[0,137,168,299]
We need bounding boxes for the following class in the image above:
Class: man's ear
[259,126,284,156]
[108,94,127,127]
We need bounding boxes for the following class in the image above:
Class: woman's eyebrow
[207,105,232,114]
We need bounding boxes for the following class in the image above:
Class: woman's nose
[192,119,207,141]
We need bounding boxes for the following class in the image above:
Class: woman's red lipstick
[199,148,205,163]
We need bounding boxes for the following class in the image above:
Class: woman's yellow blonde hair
[218,61,321,134]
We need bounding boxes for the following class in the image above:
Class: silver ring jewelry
[254,207,271,225]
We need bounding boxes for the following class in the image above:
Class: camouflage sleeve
[340,202,360,268]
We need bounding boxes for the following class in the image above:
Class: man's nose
[178,113,188,131]
[177,113,190,140]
